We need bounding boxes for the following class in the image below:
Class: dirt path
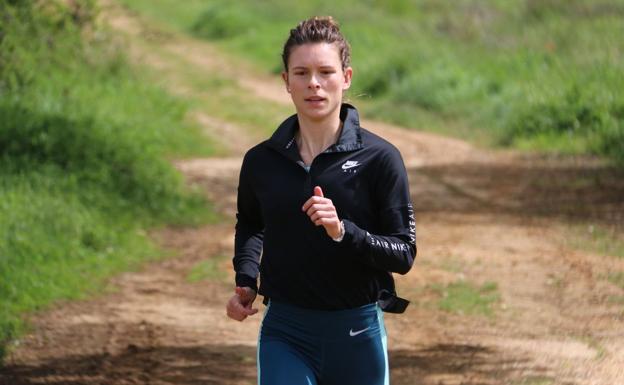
[2,2,624,385]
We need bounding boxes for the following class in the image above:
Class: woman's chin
[297,102,339,122]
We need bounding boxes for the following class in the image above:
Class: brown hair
[282,16,351,71]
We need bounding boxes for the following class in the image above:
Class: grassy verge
[511,377,554,385]
[140,37,293,138]
[607,272,624,290]
[565,224,624,260]
[120,0,624,163]
[186,255,228,283]
[430,281,500,317]
[0,0,218,362]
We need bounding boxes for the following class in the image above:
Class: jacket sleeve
[340,147,416,274]
[233,152,264,291]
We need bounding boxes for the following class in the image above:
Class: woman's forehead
[288,42,342,67]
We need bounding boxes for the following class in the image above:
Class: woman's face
[282,42,352,123]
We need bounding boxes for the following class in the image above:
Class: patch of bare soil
[2,2,624,385]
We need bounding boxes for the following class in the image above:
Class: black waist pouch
[377,289,409,314]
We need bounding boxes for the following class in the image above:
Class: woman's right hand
[226,286,259,321]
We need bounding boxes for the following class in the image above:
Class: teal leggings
[257,301,389,385]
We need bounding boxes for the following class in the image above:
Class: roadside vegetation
[567,224,624,260]
[142,41,293,138]
[121,0,624,164]
[608,272,624,290]
[186,256,228,283]
[0,0,217,361]
[430,281,500,317]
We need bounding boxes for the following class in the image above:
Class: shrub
[0,0,215,362]
[500,85,624,164]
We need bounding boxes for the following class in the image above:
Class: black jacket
[233,104,416,312]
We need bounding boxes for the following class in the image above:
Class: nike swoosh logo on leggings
[349,326,370,337]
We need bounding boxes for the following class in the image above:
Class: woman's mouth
[305,96,326,106]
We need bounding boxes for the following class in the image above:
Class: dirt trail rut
[2,2,624,385]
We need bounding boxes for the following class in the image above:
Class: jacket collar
[265,103,364,159]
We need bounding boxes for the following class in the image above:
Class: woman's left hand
[302,186,342,239]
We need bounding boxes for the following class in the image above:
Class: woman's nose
[308,74,321,89]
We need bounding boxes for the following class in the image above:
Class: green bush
[0,169,158,353]
[0,0,216,361]
[500,84,624,162]
[0,100,199,220]
[593,109,624,164]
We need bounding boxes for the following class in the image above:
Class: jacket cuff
[235,273,258,292]
[341,219,368,251]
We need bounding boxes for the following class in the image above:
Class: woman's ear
[342,67,353,90]
[282,71,290,93]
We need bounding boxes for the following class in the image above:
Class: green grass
[580,336,608,360]
[438,255,465,273]
[110,1,294,139]
[141,39,293,138]
[430,281,500,317]
[511,377,554,385]
[566,224,624,260]
[186,256,228,283]
[117,0,207,33]
[607,272,624,290]
[607,295,624,305]
[0,171,160,356]
[121,0,624,163]
[0,0,219,362]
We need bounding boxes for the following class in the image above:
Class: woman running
[226,16,416,385]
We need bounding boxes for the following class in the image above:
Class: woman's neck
[296,114,342,166]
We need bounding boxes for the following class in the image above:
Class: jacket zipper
[301,159,313,198]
